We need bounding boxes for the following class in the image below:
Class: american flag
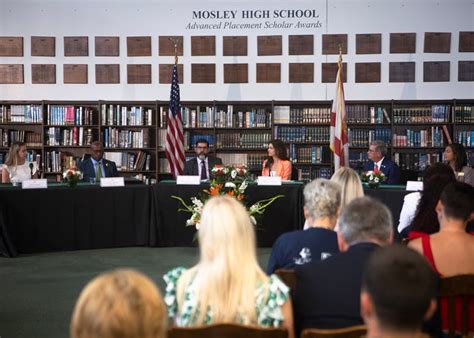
[329,54,349,171]
[165,64,185,178]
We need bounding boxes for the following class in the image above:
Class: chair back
[301,325,367,338]
[275,268,296,290]
[168,323,288,338]
[439,274,474,337]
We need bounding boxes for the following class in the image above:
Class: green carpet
[0,247,272,338]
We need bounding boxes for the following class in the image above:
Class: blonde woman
[164,196,294,338]
[330,167,364,208]
[70,269,167,338]
[2,141,37,183]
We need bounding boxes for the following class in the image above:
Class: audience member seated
[262,139,292,180]
[292,197,393,336]
[70,269,167,338]
[164,196,294,338]
[363,140,400,185]
[267,179,340,274]
[79,141,118,181]
[1,141,37,183]
[444,143,474,186]
[361,245,437,338]
[408,182,474,333]
[182,138,222,179]
[398,163,455,237]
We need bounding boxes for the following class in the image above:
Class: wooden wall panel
[0,64,24,84]
[223,36,247,56]
[459,32,474,52]
[389,62,415,82]
[32,64,56,84]
[64,37,88,56]
[390,33,416,53]
[127,36,151,56]
[257,36,282,56]
[191,64,215,83]
[64,64,88,83]
[95,37,119,56]
[322,34,347,55]
[191,36,216,56]
[224,64,248,83]
[356,34,381,54]
[321,63,347,83]
[424,32,451,53]
[423,61,450,82]
[0,37,23,56]
[458,61,474,81]
[127,64,151,83]
[159,64,184,84]
[289,63,314,83]
[289,35,313,55]
[96,64,120,84]
[256,63,281,83]
[159,36,184,56]
[355,62,381,83]
[31,37,55,56]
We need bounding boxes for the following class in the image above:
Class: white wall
[0,0,473,101]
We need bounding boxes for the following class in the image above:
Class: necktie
[95,162,103,179]
[200,160,207,180]
[374,163,379,171]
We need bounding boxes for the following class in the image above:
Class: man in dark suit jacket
[364,140,401,184]
[292,197,393,336]
[80,141,118,181]
[182,139,222,180]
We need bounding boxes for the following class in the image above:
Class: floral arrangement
[172,164,283,230]
[361,168,386,188]
[63,168,83,187]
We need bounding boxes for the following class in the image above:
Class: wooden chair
[168,323,288,338]
[439,274,474,338]
[300,325,367,338]
[275,268,296,290]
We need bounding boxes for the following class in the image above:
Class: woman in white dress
[444,143,474,186]
[1,142,37,183]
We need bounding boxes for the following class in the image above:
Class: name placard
[406,181,423,191]
[176,175,201,185]
[100,177,125,187]
[257,176,282,186]
[22,179,48,189]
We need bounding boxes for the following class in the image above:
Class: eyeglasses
[196,146,208,149]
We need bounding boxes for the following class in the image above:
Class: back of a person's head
[330,167,364,208]
[70,269,167,338]
[303,178,341,220]
[440,182,474,222]
[448,143,468,170]
[337,197,393,245]
[362,245,437,331]
[423,162,455,182]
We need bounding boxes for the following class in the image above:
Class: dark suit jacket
[182,156,222,176]
[292,242,379,336]
[79,158,118,181]
[364,157,401,184]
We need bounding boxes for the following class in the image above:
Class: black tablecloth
[0,184,152,257]
[151,182,304,247]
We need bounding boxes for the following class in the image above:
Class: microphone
[29,163,34,179]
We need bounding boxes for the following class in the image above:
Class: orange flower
[226,191,234,197]
[209,184,222,196]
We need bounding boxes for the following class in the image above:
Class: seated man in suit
[292,197,393,336]
[364,140,400,184]
[361,245,437,338]
[182,139,222,180]
[80,141,118,181]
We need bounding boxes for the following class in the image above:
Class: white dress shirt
[397,191,421,234]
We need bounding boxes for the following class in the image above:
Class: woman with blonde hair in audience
[70,269,167,338]
[164,196,294,338]
[330,167,364,209]
[2,141,37,183]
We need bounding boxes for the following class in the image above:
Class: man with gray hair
[292,196,393,335]
[364,140,400,184]
[267,178,340,274]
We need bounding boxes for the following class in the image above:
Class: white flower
[250,216,257,225]
[195,222,200,230]
[186,218,195,226]
[191,197,204,209]
[224,182,236,189]
[250,203,259,213]
[223,168,229,174]
[374,177,379,183]
[239,180,248,192]
[231,170,237,179]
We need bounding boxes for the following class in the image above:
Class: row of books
[456,130,474,147]
[104,151,152,171]
[102,128,151,148]
[0,129,42,148]
[215,133,271,149]
[392,105,450,123]
[393,152,444,171]
[44,151,77,173]
[298,167,332,181]
[392,126,445,148]
[288,145,329,164]
[274,106,332,124]
[348,128,391,147]
[45,127,94,147]
[0,105,43,123]
[215,106,271,128]
[276,126,330,143]
[47,106,95,126]
[453,105,473,123]
[349,151,369,168]
[101,105,154,126]
[346,105,391,124]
